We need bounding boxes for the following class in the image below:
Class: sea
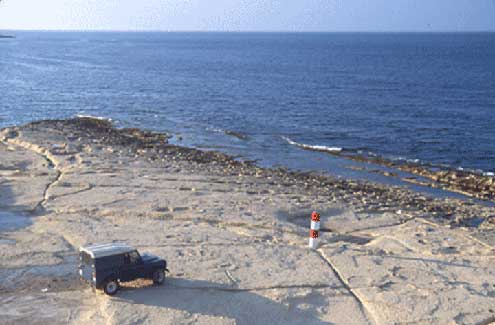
[1,31,494,199]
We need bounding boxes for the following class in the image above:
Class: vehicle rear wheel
[103,279,119,295]
[152,269,165,285]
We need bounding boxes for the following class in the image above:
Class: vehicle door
[120,251,146,281]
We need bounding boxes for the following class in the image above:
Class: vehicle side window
[123,251,141,264]
[129,251,140,264]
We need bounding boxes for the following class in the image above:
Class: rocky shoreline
[3,117,493,229]
[293,145,495,202]
[364,155,495,202]
[1,117,495,324]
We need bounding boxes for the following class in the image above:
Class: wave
[207,127,248,140]
[17,54,107,70]
[282,136,494,178]
[75,114,113,122]
[282,136,343,153]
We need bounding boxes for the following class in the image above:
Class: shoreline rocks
[2,117,492,229]
[297,144,495,202]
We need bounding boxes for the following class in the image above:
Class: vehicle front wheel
[152,269,165,285]
[103,279,119,295]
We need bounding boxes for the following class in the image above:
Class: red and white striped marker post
[309,211,320,249]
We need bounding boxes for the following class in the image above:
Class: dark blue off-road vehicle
[79,243,168,295]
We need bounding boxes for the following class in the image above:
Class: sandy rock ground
[0,118,494,324]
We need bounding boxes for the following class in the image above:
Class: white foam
[206,127,224,134]
[282,136,342,153]
[75,114,112,122]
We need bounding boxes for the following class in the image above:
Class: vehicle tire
[152,269,165,285]
[103,279,119,295]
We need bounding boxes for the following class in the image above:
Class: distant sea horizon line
[1,29,495,34]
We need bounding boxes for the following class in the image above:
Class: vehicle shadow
[0,181,33,232]
[117,277,333,325]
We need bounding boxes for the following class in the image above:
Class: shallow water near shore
[1,31,494,202]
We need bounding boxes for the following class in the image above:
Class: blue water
[1,32,494,182]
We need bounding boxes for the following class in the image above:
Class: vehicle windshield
[80,251,93,265]
[79,252,95,266]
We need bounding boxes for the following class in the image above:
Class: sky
[0,0,494,32]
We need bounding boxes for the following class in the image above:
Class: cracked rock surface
[1,118,494,324]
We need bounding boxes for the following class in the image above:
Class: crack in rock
[1,135,65,214]
[316,249,377,324]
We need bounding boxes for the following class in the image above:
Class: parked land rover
[79,243,168,295]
